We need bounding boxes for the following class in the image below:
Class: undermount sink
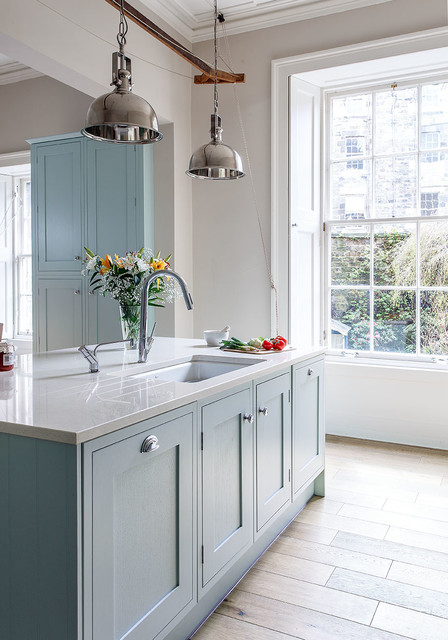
[131,355,265,384]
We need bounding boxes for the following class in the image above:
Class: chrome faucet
[138,269,194,363]
[78,339,134,373]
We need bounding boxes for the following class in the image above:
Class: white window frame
[324,77,448,364]
[0,151,31,340]
[271,26,448,368]
[14,175,32,339]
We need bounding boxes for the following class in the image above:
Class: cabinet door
[35,141,83,272]
[90,411,194,640]
[36,278,83,351]
[292,359,324,496]
[201,388,253,587]
[85,142,153,344]
[256,373,291,532]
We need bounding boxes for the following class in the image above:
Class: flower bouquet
[83,247,176,347]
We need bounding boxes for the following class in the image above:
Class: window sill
[326,353,448,380]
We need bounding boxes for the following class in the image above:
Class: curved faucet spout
[138,269,194,363]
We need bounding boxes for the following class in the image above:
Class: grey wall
[191,0,448,339]
[0,75,92,155]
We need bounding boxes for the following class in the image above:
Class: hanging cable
[220,19,280,335]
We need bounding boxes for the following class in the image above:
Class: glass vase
[119,305,141,350]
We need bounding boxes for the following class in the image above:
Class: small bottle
[0,341,15,371]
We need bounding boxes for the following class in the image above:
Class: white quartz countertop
[0,338,325,444]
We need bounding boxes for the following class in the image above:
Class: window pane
[331,94,372,160]
[374,223,416,286]
[331,225,370,285]
[420,221,448,286]
[18,296,32,335]
[18,256,32,295]
[421,83,448,150]
[331,160,371,220]
[331,289,370,351]
[375,155,417,217]
[421,291,448,355]
[375,87,417,154]
[374,290,416,353]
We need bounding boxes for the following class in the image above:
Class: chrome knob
[259,407,268,416]
[140,435,159,453]
[74,289,81,295]
[308,368,314,376]
[243,413,254,424]
[74,255,81,261]
[89,290,95,295]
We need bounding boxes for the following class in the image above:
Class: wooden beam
[194,72,245,85]
[105,0,245,84]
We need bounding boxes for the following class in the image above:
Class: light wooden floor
[193,435,448,640]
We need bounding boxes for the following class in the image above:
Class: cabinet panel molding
[292,358,325,496]
[201,387,253,587]
[255,372,292,532]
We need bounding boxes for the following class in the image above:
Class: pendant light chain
[213,0,218,118]
[117,0,128,52]
[220,21,280,336]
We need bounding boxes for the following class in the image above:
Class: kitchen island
[0,338,325,640]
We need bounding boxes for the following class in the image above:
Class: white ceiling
[0,53,43,85]
[145,0,392,42]
[0,53,14,66]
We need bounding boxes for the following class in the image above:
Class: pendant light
[186,1,245,179]
[82,0,162,144]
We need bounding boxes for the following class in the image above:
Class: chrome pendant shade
[187,114,244,179]
[186,1,244,180]
[82,1,162,144]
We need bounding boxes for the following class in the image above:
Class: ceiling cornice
[146,0,392,43]
[0,62,43,86]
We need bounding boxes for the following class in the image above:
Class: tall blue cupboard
[30,132,154,352]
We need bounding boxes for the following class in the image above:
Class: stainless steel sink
[131,355,265,383]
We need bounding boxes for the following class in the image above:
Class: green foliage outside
[331,222,448,355]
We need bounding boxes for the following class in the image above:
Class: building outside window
[327,80,448,359]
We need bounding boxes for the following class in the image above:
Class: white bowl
[203,329,230,347]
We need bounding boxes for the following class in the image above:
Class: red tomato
[275,335,287,346]
[272,340,285,351]
[262,339,273,350]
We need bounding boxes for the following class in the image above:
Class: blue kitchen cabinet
[34,139,83,273]
[37,277,84,352]
[292,357,325,496]
[200,387,254,589]
[83,405,197,640]
[0,361,325,640]
[30,133,154,350]
[255,371,292,532]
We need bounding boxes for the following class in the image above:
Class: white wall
[191,0,447,339]
[191,0,448,448]
[326,362,448,450]
[0,0,194,336]
[0,76,92,155]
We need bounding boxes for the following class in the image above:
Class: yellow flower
[154,259,167,270]
[114,253,123,268]
[99,254,113,275]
